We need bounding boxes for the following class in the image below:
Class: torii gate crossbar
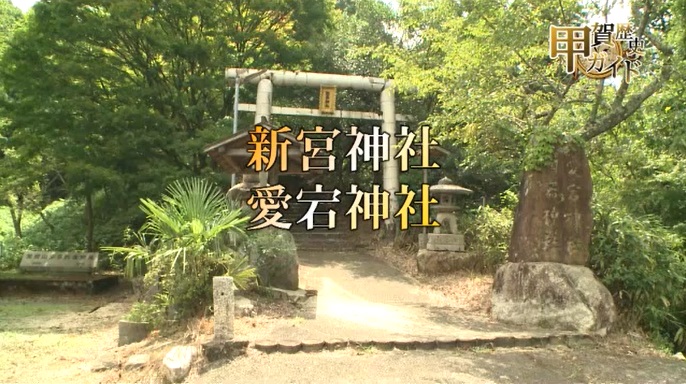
[226,68,403,220]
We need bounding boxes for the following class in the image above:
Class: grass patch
[0,300,92,323]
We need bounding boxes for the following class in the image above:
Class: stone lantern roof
[429,177,473,195]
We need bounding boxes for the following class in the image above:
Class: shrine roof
[204,128,311,175]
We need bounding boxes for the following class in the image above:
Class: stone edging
[251,333,594,354]
[201,333,596,362]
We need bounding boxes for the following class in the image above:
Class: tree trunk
[8,206,22,238]
[85,193,95,252]
[39,211,55,232]
[8,194,24,238]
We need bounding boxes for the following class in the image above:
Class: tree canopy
[0,0,331,248]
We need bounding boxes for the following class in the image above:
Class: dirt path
[234,251,583,342]
[206,249,686,384]
[194,340,686,384]
[0,289,138,384]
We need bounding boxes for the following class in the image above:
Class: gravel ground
[193,341,686,384]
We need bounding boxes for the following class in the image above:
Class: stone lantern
[227,173,261,213]
[417,177,476,274]
[430,177,473,236]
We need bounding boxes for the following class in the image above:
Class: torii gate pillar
[380,86,398,209]
[254,78,273,187]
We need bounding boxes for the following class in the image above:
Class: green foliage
[325,0,396,77]
[590,202,686,351]
[113,230,150,279]
[0,235,24,270]
[462,192,516,272]
[18,195,133,240]
[382,0,677,215]
[676,0,686,56]
[21,199,94,251]
[0,1,29,240]
[103,178,256,321]
[0,197,133,270]
[0,0,332,259]
[125,295,168,328]
[382,0,682,353]
[384,0,586,162]
[242,227,298,287]
[523,130,585,171]
[587,76,686,352]
[0,0,21,53]
[0,207,13,236]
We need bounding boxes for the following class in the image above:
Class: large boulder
[509,144,593,265]
[491,262,616,333]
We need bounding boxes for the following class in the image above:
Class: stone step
[291,231,350,238]
[293,236,368,244]
[282,217,351,226]
[292,235,370,244]
[297,244,370,252]
[290,228,372,237]
[289,225,353,233]
[282,210,351,219]
[294,239,372,250]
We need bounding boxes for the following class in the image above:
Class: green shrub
[103,178,257,322]
[125,295,168,328]
[590,202,686,351]
[0,196,140,272]
[20,199,85,251]
[242,227,298,287]
[462,203,513,272]
[0,235,26,270]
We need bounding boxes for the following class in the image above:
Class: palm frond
[102,177,255,320]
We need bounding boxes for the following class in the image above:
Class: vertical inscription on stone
[509,144,593,265]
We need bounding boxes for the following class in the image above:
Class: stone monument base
[426,233,465,252]
[491,262,616,333]
[418,233,428,250]
[417,249,479,274]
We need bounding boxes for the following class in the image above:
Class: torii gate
[225,68,411,221]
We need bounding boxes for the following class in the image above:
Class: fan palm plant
[103,178,256,319]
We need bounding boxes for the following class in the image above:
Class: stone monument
[202,276,249,362]
[212,276,235,341]
[491,144,616,334]
[417,177,477,274]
